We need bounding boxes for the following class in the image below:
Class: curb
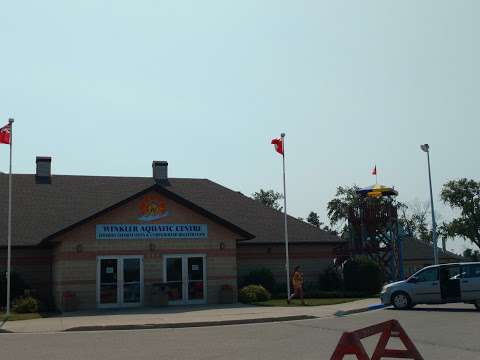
[64,315,317,332]
[334,304,385,317]
[0,319,12,333]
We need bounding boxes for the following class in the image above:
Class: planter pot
[149,283,169,306]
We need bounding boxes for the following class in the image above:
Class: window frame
[462,264,480,279]
[414,267,439,283]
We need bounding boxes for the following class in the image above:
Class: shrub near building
[318,267,343,291]
[0,272,30,308]
[343,258,384,294]
[12,296,40,314]
[241,268,276,292]
[238,285,271,304]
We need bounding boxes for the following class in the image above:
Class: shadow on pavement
[386,306,479,313]
[57,303,252,318]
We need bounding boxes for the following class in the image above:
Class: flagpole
[6,118,13,317]
[281,133,291,300]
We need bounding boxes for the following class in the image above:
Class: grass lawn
[253,298,363,307]
[1,312,43,321]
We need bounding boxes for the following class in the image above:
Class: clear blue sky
[1,1,479,253]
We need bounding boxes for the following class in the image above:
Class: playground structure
[335,184,404,282]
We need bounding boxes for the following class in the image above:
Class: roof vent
[36,156,52,183]
[152,161,168,182]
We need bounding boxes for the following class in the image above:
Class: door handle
[432,282,438,285]
[462,280,469,284]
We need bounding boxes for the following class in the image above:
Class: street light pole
[420,144,438,265]
[473,194,479,244]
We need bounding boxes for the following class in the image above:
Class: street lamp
[473,193,479,237]
[420,144,438,264]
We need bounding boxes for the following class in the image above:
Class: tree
[305,210,338,235]
[343,258,384,294]
[463,248,480,261]
[440,178,480,250]
[252,189,283,211]
[306,211,320,227]
[398,200,432,244]
[319,223,338,235]
[326,185,362,233]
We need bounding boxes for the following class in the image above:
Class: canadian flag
[271,137,284,155]
[0,123,11,144]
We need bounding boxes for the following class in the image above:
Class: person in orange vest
[287,266,305,305]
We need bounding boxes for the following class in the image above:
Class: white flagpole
[6,118,13,317]
[281,133,291,300]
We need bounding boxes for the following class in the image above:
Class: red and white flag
[271,137,284,155]
[0,123,11,144]
[372,165,377,176]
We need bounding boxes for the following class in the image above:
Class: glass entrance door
[165,257,184,304]
[98,256,143,308]
[164,255,206,304]
[122,258,142,305]
[188,257,205,303]
[99,258,118,306]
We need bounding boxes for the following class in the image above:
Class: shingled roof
[0,174,341,247]
[402,237,464,261]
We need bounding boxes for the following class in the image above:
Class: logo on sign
[138,194,170,222]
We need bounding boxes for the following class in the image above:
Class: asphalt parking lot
[1,303,478,360]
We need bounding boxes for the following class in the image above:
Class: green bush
[0,271,30,307]
[241,268,276,292]
[318,267,343,291]
[343,259,361,292]
[12,296,40,313]
[359,260,384,294]
[238,285,271,303]
[343,258,384,294]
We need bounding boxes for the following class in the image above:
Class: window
[440,266,461,281]
[416,268,439,282]
[463,264,480,279]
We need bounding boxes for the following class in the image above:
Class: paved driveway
[0,303,478,359]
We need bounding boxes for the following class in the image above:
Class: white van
[381,262,480,310]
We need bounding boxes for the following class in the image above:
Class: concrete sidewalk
[0,298,381,333]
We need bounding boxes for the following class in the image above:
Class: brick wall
[237,243,336,287]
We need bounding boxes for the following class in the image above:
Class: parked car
[381,262,480,310]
